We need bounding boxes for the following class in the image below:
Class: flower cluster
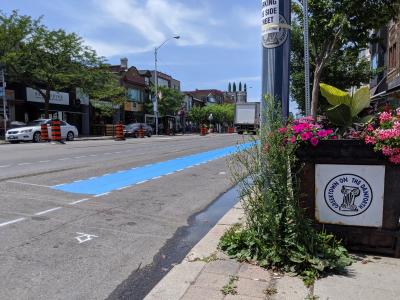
[279,117,336,147]
[364,109,400,164]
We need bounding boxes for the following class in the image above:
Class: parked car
[124,123,153,138]
[5,119,79,143]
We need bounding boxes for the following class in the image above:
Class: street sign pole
[0,67,7,138]
[261,0,291,123]
[303,0,311,116]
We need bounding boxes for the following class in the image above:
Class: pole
[261,0,291,121]
[1,68,7,138]
[154,47,159,136]
[303,0,311,116]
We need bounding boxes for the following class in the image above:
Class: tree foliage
[154,86,184,117]
[188,104,234,126]
[0,10,126,118]
[292,0,400,118]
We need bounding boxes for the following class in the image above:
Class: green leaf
[350,86,371,117]
[320,83,351,107]
[355,115,374,125]
[325,104,352,127]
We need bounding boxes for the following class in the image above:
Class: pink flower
[382,146,394,156]
[278,127,287,134]
[300,132,312,141]
[380,111,392,124]
[310,137,319,146]
[289,135,296,144]
[389,154,400,164]
[325,129,334,135]
[367,124,374,132]
[364,135,376,145]
[397,108,400,117]
[317,130,328,138]
[332,136,337,140]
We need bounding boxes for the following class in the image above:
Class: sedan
[124,123,153,138]
[5,119,79,143]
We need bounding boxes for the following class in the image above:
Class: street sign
[0,87,4,97]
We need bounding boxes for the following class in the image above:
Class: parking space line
[39,160,51,163]
[34,207,62,216]
[0,218,26,228]
[0,165,10,168]
[18,162,32,166]
[136,180,148,185]
[94,192,110,198]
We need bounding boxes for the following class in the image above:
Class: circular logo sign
[262,15,289,49]
[323,174,373,217]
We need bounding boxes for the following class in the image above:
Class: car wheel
[147,131,152,137]
[133,131,138,138]
[66,131,74,141]
[33,131,41,143]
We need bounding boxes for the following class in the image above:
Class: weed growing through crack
[221,275,239,295]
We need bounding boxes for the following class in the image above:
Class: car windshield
[27,120,47,126]
[126,123,140,129]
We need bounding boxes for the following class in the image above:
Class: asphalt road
[0,134,247,300]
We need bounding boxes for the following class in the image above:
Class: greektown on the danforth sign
[315,164,385,227]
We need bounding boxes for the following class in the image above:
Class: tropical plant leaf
[325,104,352,127]
[350,86,370,117]
[355,115,374,125]
[320,83,351,107]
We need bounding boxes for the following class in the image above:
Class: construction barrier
[228,127,235,134]
[139,128,145,138]
[200,127,206,136]
[51,119,62,142]
[41,124,49,142]
[115,123,125,141]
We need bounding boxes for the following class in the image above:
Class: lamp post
[154,35,180,136]
[0,64,7,139]
[303,0,311,116]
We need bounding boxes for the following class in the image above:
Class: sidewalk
[145,202,400,300]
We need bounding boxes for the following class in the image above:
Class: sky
[2,0,297,110]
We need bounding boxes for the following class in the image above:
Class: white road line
[0,218,26,228]
[194,163,201,166]
[117,170,125,173]
[94,192,110,198]
[104,153,112,155]
[58,158,70,161]
[34,207,62,216]
[18,162,32,166]
[89,177,97,180]
[165,172,174,175]
[74,156,87,159]
[89,154,97,157]
[136,180,148,185]
[69,198,90,205]
[176,169,184,172]
[115,151,122,154]
[117,186,130,191]
[102,173,110,176]
[39,160,50,163]
[53,184,65,187]
[152,176,162,180]
[74,180,83,183]
[7,181,50,188]
[186,166,193,169]
[0,165,10,168]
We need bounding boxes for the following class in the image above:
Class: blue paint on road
[52,142,255,195]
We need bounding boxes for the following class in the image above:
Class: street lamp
[154,35,180,135]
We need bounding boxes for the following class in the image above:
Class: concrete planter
[297,140,400,257]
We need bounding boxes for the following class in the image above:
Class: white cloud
[85,39,153,57]
[222,76,261,83]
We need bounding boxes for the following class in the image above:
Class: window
[127,88,144,103]
[157,78,169,87]
[389,43,397,71]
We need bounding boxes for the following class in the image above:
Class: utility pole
[154,48,159,136]
[261,0,291,121]
[303,0,311,116]
[0,65,7,138]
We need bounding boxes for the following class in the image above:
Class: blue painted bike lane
[52,142,256,195]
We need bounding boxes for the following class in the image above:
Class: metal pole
[261,0,291,122]
[1,68,7,138]
[154,48,159,136]
[303,0,311,116]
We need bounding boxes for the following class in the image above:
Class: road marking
[94,192,110,197]
[74,156,87,159]
[152,176,162,180]
[34,207,62,216]
[39,160,51,163]
[102,173,110,176]
[104,153,112,155]
[58,158,70,161]
[74,180,83,183]
[0,165,10,168]
[69,198,90,205]
[117,186,130,191]
[166,172,174,175]
[186,166,193,169]
[176,169,184,172]
[219,171,227,175]
[89,177,97,180]
[136,180,148,185]
[0,218,26,228]
[75,232,98,244]
[7,181,50,188]
[18,162,32,166]
[194,163,201,166]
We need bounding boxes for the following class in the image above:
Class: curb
[144,202,244,300]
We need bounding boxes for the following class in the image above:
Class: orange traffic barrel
[139,128,145,138]
[200,127,206,136]
[51,119,62,142]
[41,124,49,142]
[115,123,125,141]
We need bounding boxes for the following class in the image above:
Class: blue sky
[2,0,262,101]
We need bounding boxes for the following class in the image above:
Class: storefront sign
[315,164,385,227]
[26,87,69,105]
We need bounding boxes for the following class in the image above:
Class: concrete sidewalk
[145,203,400,300]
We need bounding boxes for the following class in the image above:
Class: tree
[155,86,184,117]
[290,20,370,114]
[292,0,399,118]
[228,82,232,92]
[233,82,237,92]
[239,82,242,92]
[244,83,247,92]
[1,11,124,118]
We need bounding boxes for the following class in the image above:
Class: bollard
[41,124,49,142]
[51,119,62,143]
[114,123,125,141]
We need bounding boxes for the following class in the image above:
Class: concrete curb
[144,202,244,300]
